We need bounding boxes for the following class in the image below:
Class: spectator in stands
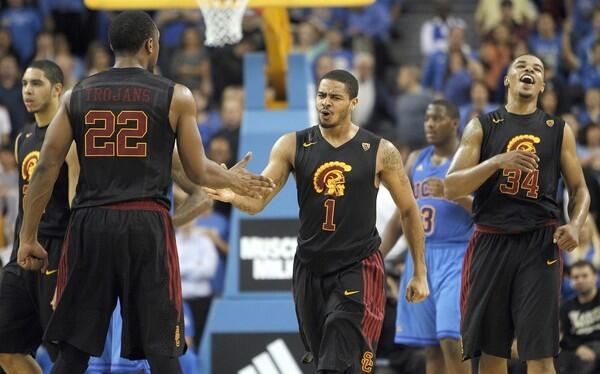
[576,8,600,69]
[443,50,472,107]
[422,25,471,95]
[293,19,326,67]
[85,41,111,76]
[352,51,395,135]
[171,26,211,90]
[32,31,55,62]
[319,29,353,72]
[561,216,600,299]
[193,89,221,150]
[214,98,242,163]
[459,80,497,133]
[578,88,600,127]
[559,260,600,374]
[346,1,390,41]
[581,40,600,91]
[0,27,17,63]
[420,0,466,57]
[314,54,334,82]
[0,143,17,264]
[569,0,597,44]
[0,0,42,66]
[540,86,559,116]
[0,54,26,140]
[475,0,537,37]
[529,12,562,72]
[480,23,513,97]
[0,105,11,146]
[394,64,433,151]
[177,219,220,348]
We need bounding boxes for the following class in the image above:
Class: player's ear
[145,37,154,55]
[350,97,358,110]
[52,82,63,98]
[540,82,545,93]
[504,76,509,87]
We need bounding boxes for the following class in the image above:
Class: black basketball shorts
[0,235,64,359]
[293,250,385,373]
[460,223,561,361]
[44,200,185,360]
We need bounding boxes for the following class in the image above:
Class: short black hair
[318,69,359,99]
[570,260,596,274]
[109,11,157,55]
[431,99,459,119]
[27,60,63,85]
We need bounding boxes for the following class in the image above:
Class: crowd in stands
[2,0,600,372]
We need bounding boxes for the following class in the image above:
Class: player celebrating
[446,54,590,374]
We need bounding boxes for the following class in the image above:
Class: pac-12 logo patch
[506,134,541,153]
[313,161,352,197]
[21,151,40,181]
[361,350,374,373]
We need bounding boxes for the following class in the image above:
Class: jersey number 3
[499,169,539,198]
[84,110,147,157]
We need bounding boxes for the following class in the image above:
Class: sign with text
[239,218,299,292]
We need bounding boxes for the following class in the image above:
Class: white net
[197,0,250,47]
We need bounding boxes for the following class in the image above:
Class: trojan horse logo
[506,134,541,153]
[313,161,352,197]
[21,151,40,181]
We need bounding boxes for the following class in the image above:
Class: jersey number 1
[84,110,148,157]
[322,199,336,231]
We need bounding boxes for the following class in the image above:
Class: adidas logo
[238,339,302,374]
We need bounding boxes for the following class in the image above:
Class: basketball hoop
[196,0,250,47]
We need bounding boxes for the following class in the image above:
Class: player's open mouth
[519,74,535,85]
[320,109,332,120]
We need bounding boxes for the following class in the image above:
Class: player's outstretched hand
[17,240,48,272]
[228,152,275,199]
[494,150,539,173]
[405,274,429,303]
[554,223,579,251]
[203,187,236,203]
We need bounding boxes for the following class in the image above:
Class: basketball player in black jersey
[0,60,78,374]
[16,11,273,374]
[446,54,590,374]
[205,69,429,373]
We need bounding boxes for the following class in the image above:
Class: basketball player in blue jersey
[446,54,590,374]
[380,99,472,374]
[205,69,429,374]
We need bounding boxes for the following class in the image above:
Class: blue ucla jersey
[411,146,473,244]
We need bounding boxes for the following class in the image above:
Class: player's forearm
[19,160,61,243]
[567,184,591,231]
[172,192,213,227]
[400,205,426,275]
[231,193,266,215]
[445,158,500,199]
[379,212,403,258]
[199,160,236,189]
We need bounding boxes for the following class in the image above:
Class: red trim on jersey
[103,199,182,321]
[475,220,559,234]
[460,232,478,329]
[55,224,72,304]
[361,251,385,348]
